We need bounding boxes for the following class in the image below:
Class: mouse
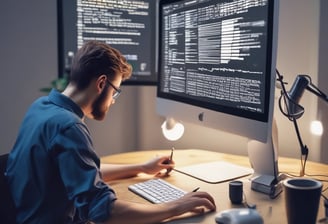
[215,208,263,224]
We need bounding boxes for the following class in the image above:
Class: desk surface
[101,149,328,224]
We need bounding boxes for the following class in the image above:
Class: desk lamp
[161,117,185,141]
[276,70,328,176]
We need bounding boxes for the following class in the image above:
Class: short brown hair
[70,41,132,89]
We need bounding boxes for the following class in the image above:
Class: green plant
[40,76,69,93]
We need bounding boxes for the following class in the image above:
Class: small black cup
[229,180,243,204]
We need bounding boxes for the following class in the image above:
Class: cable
[243,193,256,209]
[322,186,328,193]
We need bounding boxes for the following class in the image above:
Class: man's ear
[97,75,107,92]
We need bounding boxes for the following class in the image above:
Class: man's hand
[141,155,175,175]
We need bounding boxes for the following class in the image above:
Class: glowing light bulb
[310,120,323,136]
[161,118,185,141]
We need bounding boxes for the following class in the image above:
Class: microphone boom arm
[306,81,328,103]
[276,72,328,176]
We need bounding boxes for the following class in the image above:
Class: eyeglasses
[107,80,122,100]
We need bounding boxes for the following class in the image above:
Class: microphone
[285,75,310,119]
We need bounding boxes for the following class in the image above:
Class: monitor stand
[247,118,283,198]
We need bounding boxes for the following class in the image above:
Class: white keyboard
[128,179,186,204]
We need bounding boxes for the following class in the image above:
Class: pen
[163,147,175,166]
[169,147,174,162]
[192,187,200,192]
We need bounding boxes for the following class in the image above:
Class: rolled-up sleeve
[52,123,117,222]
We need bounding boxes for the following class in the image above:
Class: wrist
[138,162,148,174]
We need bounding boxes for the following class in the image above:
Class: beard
[91,85,110,120]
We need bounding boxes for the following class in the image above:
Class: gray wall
[0,0,57,152]
[0,0,327,164]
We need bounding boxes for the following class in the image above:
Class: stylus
[169,147,174,162]
[163,147,174,165]
[192,187,200,192]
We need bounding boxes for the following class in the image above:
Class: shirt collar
[48,89,84,119]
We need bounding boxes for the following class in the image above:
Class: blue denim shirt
[6,89,117,223]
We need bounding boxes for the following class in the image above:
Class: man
[6,41,216,224]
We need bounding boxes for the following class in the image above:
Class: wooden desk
[101,149,328,224]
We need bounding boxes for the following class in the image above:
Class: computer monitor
[157,0,280,196]
[57,0,158,85]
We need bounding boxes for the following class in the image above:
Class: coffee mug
[229,180,243,204]
[283,178,322,224]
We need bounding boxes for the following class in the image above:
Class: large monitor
[57,0,157,85]
[157,0,280,196]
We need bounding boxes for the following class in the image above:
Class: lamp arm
[306,82,328,103]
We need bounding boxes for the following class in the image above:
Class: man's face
[91,77,121,120]
[91,83,110,120]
